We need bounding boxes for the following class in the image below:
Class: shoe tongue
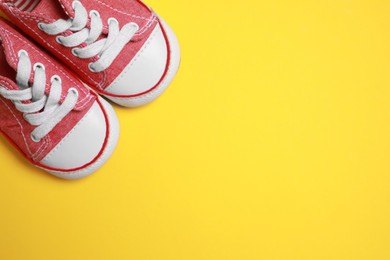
[0,44,31,91]
[6,0,39,12]
[0,26,38,91]
[0,37,18,74]
[0,43,19,91]
[31,0,69,21]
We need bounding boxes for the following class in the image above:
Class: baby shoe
[0,18,119,179]
[0,0,181,107]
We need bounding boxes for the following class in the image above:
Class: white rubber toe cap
[105,17,181,107]
[40,101,107,170]
[105,23,168,96]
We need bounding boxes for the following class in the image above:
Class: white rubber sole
[39,97,120,180]
[104,16,181,107]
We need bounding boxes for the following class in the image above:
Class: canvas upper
[0,0,180,107]
[0,18,119,179]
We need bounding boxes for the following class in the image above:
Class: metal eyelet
[108,17,119,26]
[50,75,62,84]
[71,48,79,57]
[55,36,63,45]
[130,22,139,31]
[90,10,100,18]
[68,87,79,96]
[30,133,40,143]
[88,63,97,73]
[37,22,45,31]
[18,50,28,58]
[33,62,45,71]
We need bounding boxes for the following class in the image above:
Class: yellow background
[1,0,390,259]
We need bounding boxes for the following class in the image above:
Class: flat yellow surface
[1,0,390,259]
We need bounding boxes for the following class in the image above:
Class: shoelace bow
[0,50,78,142]
[38,0,139,72]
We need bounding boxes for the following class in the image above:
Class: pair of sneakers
[0,0,180,179]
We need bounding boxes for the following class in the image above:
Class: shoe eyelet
[33,62,45,71]
[18,50,28,58]
[71,48,79,57]
[130,22,139,31]
[108,17,119,26]
[68,87,79,97]
[90,10,100,18]
[88,63,97,73]
[30,133,41,143]
[55,36,63,45]
[37,22,45,31]
[50,75,62,84]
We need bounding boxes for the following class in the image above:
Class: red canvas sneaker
[0,0,181,107]
[0,18,119,179]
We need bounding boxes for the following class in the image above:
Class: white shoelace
[38,0,139,72]
[0,50,78,142]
